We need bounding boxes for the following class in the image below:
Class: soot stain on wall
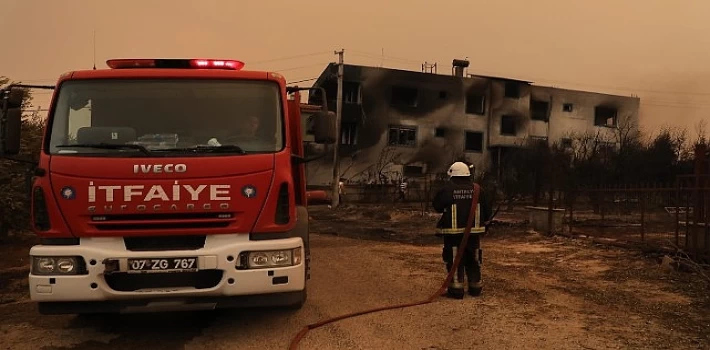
[356,67,467,151]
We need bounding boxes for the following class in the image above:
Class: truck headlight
[31,256,85,275]
[238,248,302,269]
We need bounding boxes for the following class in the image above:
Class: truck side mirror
[312,111,336,144]
[0,88,25,156]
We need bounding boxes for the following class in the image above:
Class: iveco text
[133,164,187,174]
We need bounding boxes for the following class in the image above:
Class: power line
[7,78,57,83]
[273,62,333,73]
[9,48,710,98]
[642,102,710,109]
[6,52,333,83]
[350,49,710,97]
[529,77,710,97]
[287,77,319,85]
[348,50,421,64]
[641,98,710,107]
[249,51,332,65]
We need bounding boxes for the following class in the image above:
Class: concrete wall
[531,86,641,145]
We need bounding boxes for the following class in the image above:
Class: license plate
[127,257,198,273]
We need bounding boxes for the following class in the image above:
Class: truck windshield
[47,79,283,156]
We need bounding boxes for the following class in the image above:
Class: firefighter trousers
[442,234,482,291]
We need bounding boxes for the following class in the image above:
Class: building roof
[530,84,640,100]
[309,62,637,101]
[310,62,535,88]
[467,73,534,84]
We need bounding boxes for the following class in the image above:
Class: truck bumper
[28,234,305,313]
[36,291,306,315]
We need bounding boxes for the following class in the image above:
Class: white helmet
[447,161,471,177]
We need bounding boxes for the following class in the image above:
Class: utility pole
[92,30,97,70]
[331,49,344,208]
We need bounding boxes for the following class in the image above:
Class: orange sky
[1,0,708,138]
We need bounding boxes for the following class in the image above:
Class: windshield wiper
[56,143,151,155]
[155,145,246,154]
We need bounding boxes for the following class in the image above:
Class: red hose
[288,184,482,350]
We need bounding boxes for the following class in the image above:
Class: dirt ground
[310,204,710,349]
[0,204,709,349]
[0,233,36,306]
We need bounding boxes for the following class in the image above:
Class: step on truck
[0,58,336,314]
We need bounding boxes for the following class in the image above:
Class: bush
[495,125,703,203]
[0,117,44,235]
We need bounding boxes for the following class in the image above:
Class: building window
[403,165,424,177]
[530,100,549,121]
[464,131,484,152]
[318,81,337,106]
[391,86,418,107]
[594,106,618,127]
[341,122,358,145]
[435,128,446,137]
[465,94,485,115]
[504,82,520,98]
[343,82,362,105]
[388,126,417,147]
[563,103,574,112]
[501,115,516,135]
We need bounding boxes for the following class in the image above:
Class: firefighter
[338,178,346,204]
[208,115,261,147]
[432,161,492,299]
[398,178,408,201]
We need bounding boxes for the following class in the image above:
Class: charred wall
[487,79,533,146]
[306,65,493,186]
[304,64,641,187]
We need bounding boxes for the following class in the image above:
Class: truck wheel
[296,206,310,280]
[285,206,310,310]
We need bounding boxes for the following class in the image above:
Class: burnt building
[304,59,640,186]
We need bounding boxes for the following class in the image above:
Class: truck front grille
[90,212,234,231]
[124,235,206,251]
[105,270,223,292]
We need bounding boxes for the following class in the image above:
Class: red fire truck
[0,58,335,314]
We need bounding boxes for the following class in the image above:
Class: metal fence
[312,175,448,207]
[311,162,710,261]
[564,175,709,260]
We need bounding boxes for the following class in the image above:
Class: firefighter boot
[467,248,483,297]
[446,247,465,299]
[468,281,482,297]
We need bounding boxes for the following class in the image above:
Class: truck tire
[286,206,310,310]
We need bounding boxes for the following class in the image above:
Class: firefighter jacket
[432,179,492,235]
